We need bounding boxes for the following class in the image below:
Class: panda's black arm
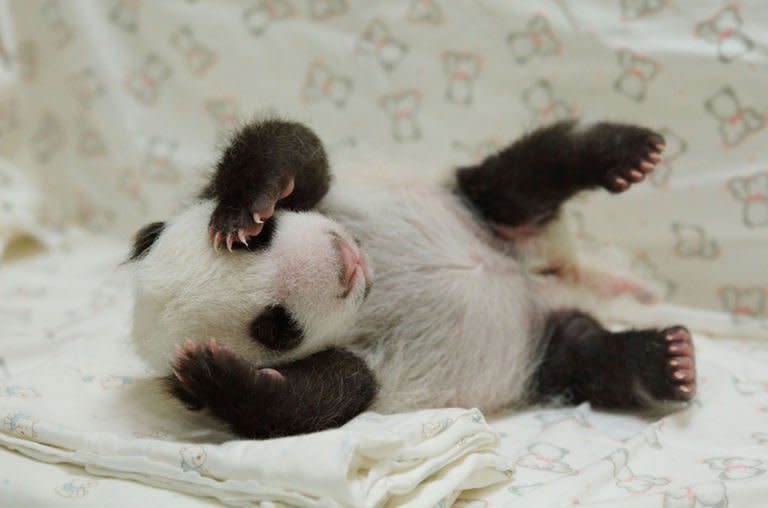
[201,119,331,248]
[455,120,665,234]
[167,344,376,439]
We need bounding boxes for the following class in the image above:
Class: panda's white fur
[132,178,606,414]
[133,200,370,373]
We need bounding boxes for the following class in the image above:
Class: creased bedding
[2,0,768,506]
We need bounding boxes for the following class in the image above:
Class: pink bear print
[705,457,765,480]
[507,15,561,64]
[671,223,719,259]
[205,97,241,145]
[614,48,661,102]
[728,172,768,227]
[522,80,574,125]
[696,5,754,63]
[144,137,180,182]
[40,0,75,49]
[301,61,353,108]
[517,442,574,474]
[649,127,687,187]
[0,41,37,81]
[16,41,38,81]
[109,0,139,32]
[620,0,666,21]
[631,251,676,300]
[242,0,294,37]
[408,0,443,24]
[380,90,422,142]
[77,121,108,158]
[608,448,670,493]
[170,26,217,76]
[307,0,348,20]
[663,482,728,508]
[358,19,408,72]
[0,100,19,140]
[125,54,172,105]
[705,87,764,147]
[452,138,501,163]
[443,51,482,105]
[70,68,106,109]
[30,112,65,164]
[719,286,765,323]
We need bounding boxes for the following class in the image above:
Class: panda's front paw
[209,178,294,251]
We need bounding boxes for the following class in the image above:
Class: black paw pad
[167,340,284,410]
[589,124,666,193]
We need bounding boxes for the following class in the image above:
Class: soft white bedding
[2,0,767,506]
[2,234,767,507]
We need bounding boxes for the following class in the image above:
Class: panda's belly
[322,185,546,413]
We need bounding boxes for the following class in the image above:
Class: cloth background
[1,0,767,506]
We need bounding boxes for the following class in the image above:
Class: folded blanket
[0,406,511,507]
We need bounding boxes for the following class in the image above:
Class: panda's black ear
[129,221,166,261]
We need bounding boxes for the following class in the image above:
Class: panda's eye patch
[248,304,303,351]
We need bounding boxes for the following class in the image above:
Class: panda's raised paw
[208,178,295,252]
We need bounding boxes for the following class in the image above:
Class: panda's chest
[328,186,532,334]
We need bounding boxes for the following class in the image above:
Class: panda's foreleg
[531,310,696,408]
[455,121,665,238]
[200,119,332,250]
[167,341,376,438]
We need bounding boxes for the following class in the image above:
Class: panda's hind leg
[532,310,696,408]
[167,341,376,438]
[455,120,665,240]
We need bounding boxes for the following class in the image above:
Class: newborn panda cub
[130,119,697,439]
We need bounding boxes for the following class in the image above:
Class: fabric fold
[0,406,510,507]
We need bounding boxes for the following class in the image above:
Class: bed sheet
[1,0,768,506]
[1,238,767,507]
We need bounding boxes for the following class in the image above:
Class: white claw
[226,234,234,252]
[213,232,223,251]
[253,213,264,224]
[238,229,248,246]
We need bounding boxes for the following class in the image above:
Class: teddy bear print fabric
[1,0,766,323]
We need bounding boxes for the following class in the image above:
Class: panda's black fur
[129,118,697,439]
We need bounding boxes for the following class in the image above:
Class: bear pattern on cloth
[0,0,766,319]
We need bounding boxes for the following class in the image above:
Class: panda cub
[130,119,696,439]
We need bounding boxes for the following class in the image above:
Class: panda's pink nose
[336,236,369,290]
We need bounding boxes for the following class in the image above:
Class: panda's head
[129,200,371,373]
